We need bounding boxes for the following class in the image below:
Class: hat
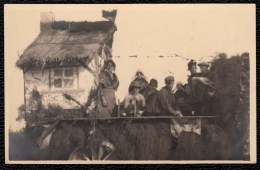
[105,59,116,68]
[130,81,142,88]
[135,70,144,77]
[164,76,175,84]
[149,78,158,87]
[198,61,209,67]
[187,59,197,70]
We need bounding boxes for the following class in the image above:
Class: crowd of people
[97,59,215,118]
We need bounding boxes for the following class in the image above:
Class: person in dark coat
[140,78,158,102]
[191,61,214,102]
[175,84,201,116]
[129,70,149,93]
[141,79,159,116]
[198,62,211,78]
[155,76,182,116]
[174,82,185,100]
[99,59,119,118]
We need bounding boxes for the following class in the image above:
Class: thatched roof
[16,20,116,70]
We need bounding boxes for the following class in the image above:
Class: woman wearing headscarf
[98,59,119,118]
[129,70,149,93]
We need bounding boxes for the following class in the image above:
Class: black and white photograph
[4,4,256,163]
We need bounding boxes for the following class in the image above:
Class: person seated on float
[124,81,146,117]
[156,76,182,117]
[129,69,149,93]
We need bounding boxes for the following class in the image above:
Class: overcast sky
[5,4,255,131]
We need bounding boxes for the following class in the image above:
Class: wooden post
[117,99,120,117]
[134,102,136,117]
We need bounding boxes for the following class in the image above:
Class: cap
[164,76,175,84]
[198,61,209,67]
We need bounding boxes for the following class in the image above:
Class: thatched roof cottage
[16,11,117,111]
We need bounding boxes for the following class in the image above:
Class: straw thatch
[51,21,115,32]
[16,21,116,70]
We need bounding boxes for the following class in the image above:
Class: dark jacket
[140,86,158,102]
[155,87,180,116]
[175,92,200,116]
[141,87,159,116]
[187,72,201,85]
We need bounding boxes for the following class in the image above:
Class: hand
[175,111,183,117]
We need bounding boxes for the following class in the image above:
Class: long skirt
[99,88,116,118]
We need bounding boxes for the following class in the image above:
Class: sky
[5,4,255,131]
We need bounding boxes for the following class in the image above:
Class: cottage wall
[24,66,95,109]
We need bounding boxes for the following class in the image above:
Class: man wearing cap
[124,81,146,116]
[191,61,214,103]
[198,61,211,78]
[155,76,182,116]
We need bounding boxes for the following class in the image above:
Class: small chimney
[40,12,55,32]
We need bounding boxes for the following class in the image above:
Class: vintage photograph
[5,4,256,163]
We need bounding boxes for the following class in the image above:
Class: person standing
[191,61,214,102]
[156,76,182,116]
[174,82,185,100]
[98,59,119,118]
[141,79,159,116]
[140,78,158,102]
[175,84,201,116]
[187,59,201,86]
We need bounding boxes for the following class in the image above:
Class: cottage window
[51,67,78,89]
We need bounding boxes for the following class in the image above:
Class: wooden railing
[61,116,217,120]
